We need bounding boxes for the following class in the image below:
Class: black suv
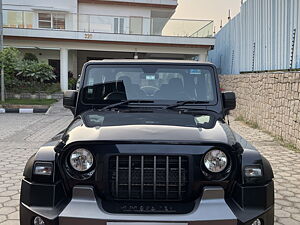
[20,60,274,225]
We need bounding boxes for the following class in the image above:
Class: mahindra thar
[20,60,274,225]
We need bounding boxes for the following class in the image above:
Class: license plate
[107,223,188,225]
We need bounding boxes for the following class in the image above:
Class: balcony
[3,9,214,46]
[78,0,178,7]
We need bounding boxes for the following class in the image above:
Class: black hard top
[85,59,215,66]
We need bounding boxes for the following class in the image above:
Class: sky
[172,0,241,33]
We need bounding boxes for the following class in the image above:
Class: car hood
[61,111,236,146]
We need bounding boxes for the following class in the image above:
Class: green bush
[23,53,38,62]
[0,47,60,94]
[68,77,77,89]
[16,60,55,83]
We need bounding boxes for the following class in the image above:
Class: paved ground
[0,103,299,225]
[231,118,300,225]
[0,101,73,225]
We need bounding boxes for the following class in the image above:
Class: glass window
[53,14,65,29]
[114,18,125,34]
[114,18,118,33]
[82,64,216,104]
[38,13,51,28]
[4,11,23,28]
[24,12,34,28]
[130,17,143,34]
[38,13,65,29]
[119,18,124,34]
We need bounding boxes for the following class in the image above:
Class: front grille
[109,155,189,201]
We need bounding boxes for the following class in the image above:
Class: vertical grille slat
[166,156,169,198]
[128,156,132,199]
[178,156,182,199]
[141,155,144,199]
[153,156,157,199]
[115,156,119,198]
[109,155,188,201]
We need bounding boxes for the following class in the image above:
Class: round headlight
[204,149,228,173]
[70,148,94,172]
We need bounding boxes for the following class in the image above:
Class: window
[38,13,65,29]
[53,14,65,29]
[4,11,24,28]
[130,17,143,34]
[114,18,125,34]
[3,10,34,29]
[38,13,51,28]
[82,65,217,104]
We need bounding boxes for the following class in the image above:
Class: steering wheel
[140,86,160,96]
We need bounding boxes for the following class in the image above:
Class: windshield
[82,64,216,104]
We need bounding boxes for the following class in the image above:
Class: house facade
[3,0,215,90]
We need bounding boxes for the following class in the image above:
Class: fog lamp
[33,162,53,176]
[251,218,262,225]
[245,166,262,177]
[33,216,45,225]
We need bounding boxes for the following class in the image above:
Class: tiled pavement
[0,101,73,225]
[0,103,299,224]
[230,118,300,225]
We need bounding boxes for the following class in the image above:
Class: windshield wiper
[99,100,154,111]
[164,101,210,109]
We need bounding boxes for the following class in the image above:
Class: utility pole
[0,0,4,102]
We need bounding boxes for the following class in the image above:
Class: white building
[3,0,215,90]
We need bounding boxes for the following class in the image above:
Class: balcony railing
[3,9,214,38]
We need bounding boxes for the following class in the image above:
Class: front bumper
[59,186,236,225]
[20,185,274,225]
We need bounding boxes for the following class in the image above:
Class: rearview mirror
[63,90,78,114]
[222,91,236,114]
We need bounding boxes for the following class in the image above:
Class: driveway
[0,102,299,225]
[0,101,73,225]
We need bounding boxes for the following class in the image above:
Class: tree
[0,47,22,90]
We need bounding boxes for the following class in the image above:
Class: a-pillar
[60,48,69,91]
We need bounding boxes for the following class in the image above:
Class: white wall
[19,49,60,63]
[209,0,300,74]
[3,0,78,13]
[79,3,151,17]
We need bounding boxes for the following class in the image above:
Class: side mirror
[222,91,236,114]
[63,90,78,113]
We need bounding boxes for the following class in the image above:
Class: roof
[86,59,214,66]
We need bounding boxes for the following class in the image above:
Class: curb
[0,108,48,114]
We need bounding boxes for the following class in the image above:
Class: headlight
[70,148,94,172]
[203,149,228,173]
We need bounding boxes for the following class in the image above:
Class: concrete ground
[0,102,299,225]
